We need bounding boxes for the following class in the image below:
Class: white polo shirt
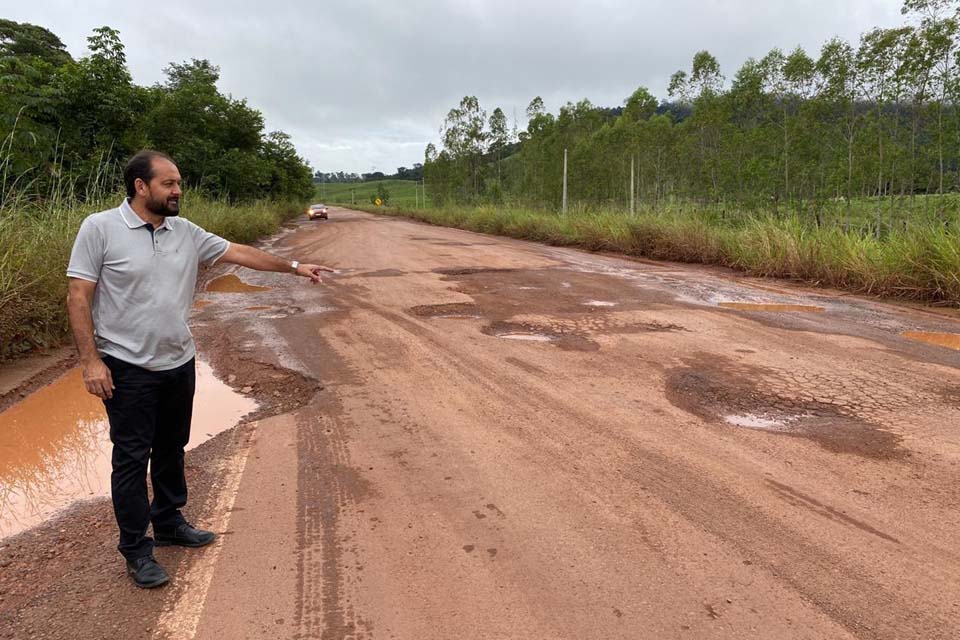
[67,199,229,371]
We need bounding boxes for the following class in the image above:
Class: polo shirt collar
[119,198,174,231]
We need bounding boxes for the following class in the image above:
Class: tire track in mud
[290,316,375,640]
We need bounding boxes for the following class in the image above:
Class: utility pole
[562,148,568,215]
[630,155,635,216]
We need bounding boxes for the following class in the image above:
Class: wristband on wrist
[290,260,300,273]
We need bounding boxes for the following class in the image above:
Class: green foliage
[0,23,313,205]
[369,182,390,205]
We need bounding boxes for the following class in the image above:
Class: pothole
[206,274,272,293]
[356,269,406,278]
[482,321,598,351]
[496,332,555,342]
[583,300,617,307]
[666,360,906,460]
[719,302,824,313]
[903,331,960,351]
[254,306,303,320]
[245,306,273,311]
[724,413,802,432]
[433,267,519,276]
[409,303,482,319]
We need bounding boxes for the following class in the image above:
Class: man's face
[137,158,182,217]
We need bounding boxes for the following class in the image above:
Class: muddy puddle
[0,360,256,539]
[206,273,272,293]
[719,302,825,313]
[409,303,481,319]
[903,331,960,351]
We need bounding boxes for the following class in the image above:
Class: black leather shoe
[154,523,216,548]
[126,556,169,588]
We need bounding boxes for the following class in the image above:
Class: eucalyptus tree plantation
[424,0,960,232]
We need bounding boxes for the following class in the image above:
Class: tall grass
[352,202,960,306]
[0,189,304,360]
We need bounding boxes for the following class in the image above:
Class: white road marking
[151,423,257,640]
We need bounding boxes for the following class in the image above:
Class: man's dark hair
[124,149,175,199]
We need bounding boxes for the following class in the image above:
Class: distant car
[306,204,328,220]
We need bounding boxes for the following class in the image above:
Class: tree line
[314,163,424,184]
[424,0,960,228]
[0,20,314,205]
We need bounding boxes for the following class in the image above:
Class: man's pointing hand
[295,263,336,284]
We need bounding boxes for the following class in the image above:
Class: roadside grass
[315,179,430,208]
[347,201,960,306]
[0,193,305,360]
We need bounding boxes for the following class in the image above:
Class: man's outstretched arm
[218,244,335,284]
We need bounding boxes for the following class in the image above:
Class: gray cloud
[10,1,904,173]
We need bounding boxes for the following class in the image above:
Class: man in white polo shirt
[66,149,333,588]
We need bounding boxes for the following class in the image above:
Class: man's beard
[145,194,180,217]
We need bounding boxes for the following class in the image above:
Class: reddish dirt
[2,208,960,639]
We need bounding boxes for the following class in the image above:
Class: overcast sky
[9,1,905,174]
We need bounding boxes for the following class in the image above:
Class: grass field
[314,179,432,208]
[347,200,960,307]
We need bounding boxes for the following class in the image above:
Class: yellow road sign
[375,198,382,206]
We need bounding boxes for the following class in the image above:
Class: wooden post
[562,148,568,215]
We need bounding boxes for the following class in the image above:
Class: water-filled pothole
[719,302,824,313]
[409,303,482,319]
[206,274,272,293]
[0,361,256,539]
[725,413,801,432]
[481,321,598,351]
[584,300,617,307]
[496,332,555,342]
[356,269,406,278]
[433,267,519,276]
[903,331,960,351]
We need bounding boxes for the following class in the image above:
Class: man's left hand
[296,263,336,284]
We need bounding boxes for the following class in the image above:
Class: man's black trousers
[102,355,194,561]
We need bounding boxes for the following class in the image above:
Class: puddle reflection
[0,360,256,539]
[903,331,960,350]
